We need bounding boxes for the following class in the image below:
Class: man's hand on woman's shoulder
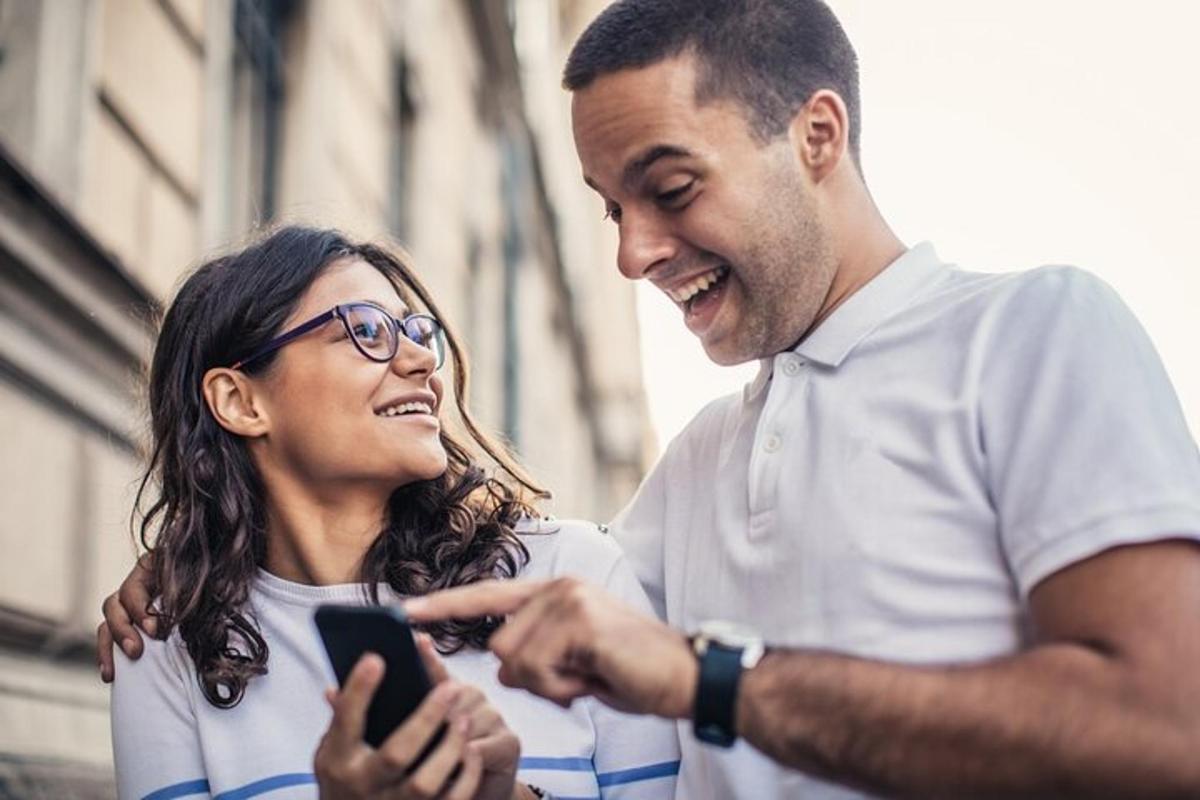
[97,552,156,682]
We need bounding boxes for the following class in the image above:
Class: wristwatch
[690,620,765,747]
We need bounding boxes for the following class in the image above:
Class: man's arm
[408,538,1200,798]
[738,538,1200,797]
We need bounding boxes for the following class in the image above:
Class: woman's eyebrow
[358,298,412,318]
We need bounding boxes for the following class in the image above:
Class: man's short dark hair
[564,0,862,161]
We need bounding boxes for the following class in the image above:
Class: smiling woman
[141,227,534,679]
[107,226,679,800]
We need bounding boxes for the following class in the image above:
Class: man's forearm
[736,644,1200,798]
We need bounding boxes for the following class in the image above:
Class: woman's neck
[260,472,390,586]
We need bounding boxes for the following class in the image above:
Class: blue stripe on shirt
[143,757,679,800]
[597,759,681,787]
[212,772,317,799]
[142,779,210,800]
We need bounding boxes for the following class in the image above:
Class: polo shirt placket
[747,352,809,542]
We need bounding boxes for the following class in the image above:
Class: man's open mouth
[667,265,730,313]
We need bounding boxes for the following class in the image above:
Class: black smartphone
[314,604,436,748]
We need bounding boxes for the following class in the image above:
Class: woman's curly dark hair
[133,226,547,708]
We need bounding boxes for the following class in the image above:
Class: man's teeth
[667,266,729,304]
[378,401,433,417]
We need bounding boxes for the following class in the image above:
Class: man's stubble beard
[735,170,836,362]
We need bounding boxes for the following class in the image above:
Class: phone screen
[314,604,435,747]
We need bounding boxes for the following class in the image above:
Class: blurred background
[0,1,1196,798]
[641,0,1200,446]
[0,1,647,796]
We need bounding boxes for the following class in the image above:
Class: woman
[109,227,678,799]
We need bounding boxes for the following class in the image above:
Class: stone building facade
[0,1,649,795]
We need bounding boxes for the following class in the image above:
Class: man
[102,1,1200,797]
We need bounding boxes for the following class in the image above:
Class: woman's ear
[201,368,271,438]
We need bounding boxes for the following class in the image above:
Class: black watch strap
[693,641,744,747]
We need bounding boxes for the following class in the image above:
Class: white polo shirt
[612,243,1200,799]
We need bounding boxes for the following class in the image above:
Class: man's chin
[699,335,759,367]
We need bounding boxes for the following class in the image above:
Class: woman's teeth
[377,401,433,417]
[667,265,730,305]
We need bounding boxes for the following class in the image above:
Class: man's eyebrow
[622,144,694,189]
[581,144,695,197]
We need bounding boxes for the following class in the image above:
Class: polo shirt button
[782,358,802,377]
[764,434,782,453]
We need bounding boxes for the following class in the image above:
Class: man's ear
[788,89,850,183]
[201,368,271,438]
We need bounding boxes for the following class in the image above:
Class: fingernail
[360,654,383,678]
[122,639,137,657]
[141,618,157,637]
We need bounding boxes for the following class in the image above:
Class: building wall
[0,0,651,795]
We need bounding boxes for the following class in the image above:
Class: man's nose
[616,211,679,280]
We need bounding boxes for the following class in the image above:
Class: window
[230,0,287,227]
[390,55,417,242]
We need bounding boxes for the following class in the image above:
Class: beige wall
[0,0,651,792]
[79,0,203,299]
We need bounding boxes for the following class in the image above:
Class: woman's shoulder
[514,517,625,583]
[111,626,196,706]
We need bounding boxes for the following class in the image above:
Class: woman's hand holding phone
[313,634,523,800]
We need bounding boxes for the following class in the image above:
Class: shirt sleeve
[587,545,681,799]
[979,267,1200,598]
[608,445,673,621]
[111,634,210,800]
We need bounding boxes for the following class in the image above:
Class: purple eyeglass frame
[229,302,445,370]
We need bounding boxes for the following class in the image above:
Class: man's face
[571,54,838,365]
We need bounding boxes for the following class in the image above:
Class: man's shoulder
[897,263,1122,351]
[928,263,1114,317]
[516,517,625,583]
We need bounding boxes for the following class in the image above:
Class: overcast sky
[636,0,1200,450]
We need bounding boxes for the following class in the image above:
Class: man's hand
[405,578,698,718]
[97,552,156,682]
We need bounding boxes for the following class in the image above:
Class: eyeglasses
[229,302,446,371]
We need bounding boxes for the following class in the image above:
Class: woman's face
[250,257,448,492]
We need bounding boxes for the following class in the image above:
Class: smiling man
[406,0,1200,797]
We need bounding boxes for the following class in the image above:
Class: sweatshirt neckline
[252,568,401,607]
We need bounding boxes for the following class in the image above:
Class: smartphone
[314,604,436,748]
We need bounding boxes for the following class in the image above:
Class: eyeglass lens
[344,305,444,367]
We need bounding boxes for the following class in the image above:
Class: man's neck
[813,189,906,334]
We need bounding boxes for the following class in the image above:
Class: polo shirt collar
[744,242,945,403]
